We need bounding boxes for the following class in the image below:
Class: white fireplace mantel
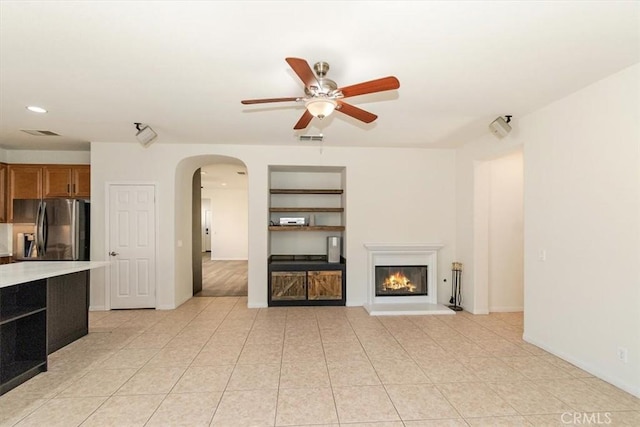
[363,243,445,252]
[363,243,454,316]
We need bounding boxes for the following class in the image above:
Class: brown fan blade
[336,101,378,123]
[293,110,314,130]
[286,57,319,89]
[241,97,298,105]
[339,76,400,98]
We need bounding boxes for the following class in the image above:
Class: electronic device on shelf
[279,217,307,226]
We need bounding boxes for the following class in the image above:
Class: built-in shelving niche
[267,166,346,306]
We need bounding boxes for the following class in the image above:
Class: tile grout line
[316,309,341,426]
[136,296,219,426]
[205,296,250,426]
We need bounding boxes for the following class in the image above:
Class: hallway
[196,254,247,297]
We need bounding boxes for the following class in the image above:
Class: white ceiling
[200,161,247,190]
[1,1,638,151]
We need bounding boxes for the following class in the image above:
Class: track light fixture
[489,115,513,139]
[134,122,158,147]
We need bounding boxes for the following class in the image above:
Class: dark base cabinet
[47,271,89,354]
[268,255,346,306]
[0,280,47,395]
[0,271,89,395]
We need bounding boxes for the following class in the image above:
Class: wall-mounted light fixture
[134,123,158,147]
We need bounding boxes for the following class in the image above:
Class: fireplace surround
[363,243,454,316]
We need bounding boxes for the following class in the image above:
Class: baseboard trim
[247,302,267,308]
[523,333,640,398]
[89,305,106,311]
[489,306,524,312]
[470,307,489,315]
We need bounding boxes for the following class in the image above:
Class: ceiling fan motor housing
[302,61,339,97]
[305,78,339,97]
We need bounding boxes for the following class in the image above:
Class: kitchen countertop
[0,261,110,288]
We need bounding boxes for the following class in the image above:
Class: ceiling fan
[241,58,400,130]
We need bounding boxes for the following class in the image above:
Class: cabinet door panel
[271,271,307,300]
[308,270,342,300]
[9,166,42,200]
[72,166,90,198]
[0,163,6,222]
[43,166,72,197]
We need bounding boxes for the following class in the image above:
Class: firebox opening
[375,265,428,297]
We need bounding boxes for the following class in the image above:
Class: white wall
[455,64,639,396]
[89,143,456,311]
[488,151,523,312]
[522,64,640,397]
[201,188,248,260]
[3,150,90,164]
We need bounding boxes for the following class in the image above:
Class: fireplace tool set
[448,262,464,311]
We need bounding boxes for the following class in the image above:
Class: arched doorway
[174,154,249,299]
[195,161,248,296]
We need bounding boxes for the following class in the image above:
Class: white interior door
[108,184,156,309]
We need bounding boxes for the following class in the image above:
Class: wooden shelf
[0,307,46,325]
[270,189,343,195]
[269,226,345,232]
[269,207,344,213]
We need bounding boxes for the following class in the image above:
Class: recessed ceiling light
[26,105,47,113]
[200,171,207,175]
[221,182,227,186]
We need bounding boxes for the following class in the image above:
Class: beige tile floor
[1,297,638,426]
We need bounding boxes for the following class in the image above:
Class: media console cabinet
[0,261,108,395]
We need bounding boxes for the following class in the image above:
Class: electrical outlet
[538,249,546,261]
[617,347,628,363]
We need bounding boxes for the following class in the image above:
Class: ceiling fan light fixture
[305,97,337,119]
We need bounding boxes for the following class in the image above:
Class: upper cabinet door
[72,166,90,198]
[0,163,6,223]
[43,166,73,197]
[8,165,42,221]
[9,165,42,200]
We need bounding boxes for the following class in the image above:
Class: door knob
[109,251,119,256]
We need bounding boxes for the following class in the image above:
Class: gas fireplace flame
[382,272,416,293]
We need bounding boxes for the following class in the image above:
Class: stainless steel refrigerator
[13,199,90,261]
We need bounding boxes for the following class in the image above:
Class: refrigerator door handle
[34,201,42,256]
[40,201,48,256]
[71,200,79,260]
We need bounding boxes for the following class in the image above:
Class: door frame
[104,182,159,310]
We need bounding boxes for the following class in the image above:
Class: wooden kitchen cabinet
[72,166,91,198]
[8,165,42,200]
[43,165,90,198]
[0,163,6,223]
[6,164,90,222]
[7,164,42,222]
